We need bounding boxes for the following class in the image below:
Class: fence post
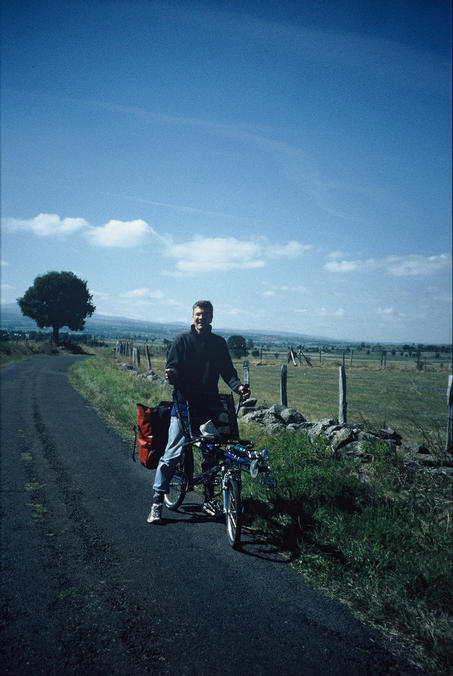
[145,344,152,370]
[339,365,347,424]
[243,360,250,387]
[350,350,354,367]
[280,365,288,407]
[447,375,453,452]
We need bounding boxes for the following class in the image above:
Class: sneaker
[147,503,163,523]
[202,499,223,517]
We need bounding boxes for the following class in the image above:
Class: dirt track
[0,356,422,675]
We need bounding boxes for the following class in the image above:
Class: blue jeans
[152,415,187,498]
[152,414,216,502]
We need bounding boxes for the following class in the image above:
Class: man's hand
[238,384,250,401]
[165,368,176,384]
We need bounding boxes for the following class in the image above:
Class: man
[148,300,250,523]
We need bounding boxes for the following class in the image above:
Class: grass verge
[70,349,452,673]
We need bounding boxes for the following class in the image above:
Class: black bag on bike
[135,401,172,469]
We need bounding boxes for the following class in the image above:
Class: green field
[116,343,450,451]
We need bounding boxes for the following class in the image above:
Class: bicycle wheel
[164,457,187,511]
[224,477,242,549]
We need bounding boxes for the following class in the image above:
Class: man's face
[193,306,213,333]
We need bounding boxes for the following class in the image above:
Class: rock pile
[238,399,453,475]
[118,362,165,382]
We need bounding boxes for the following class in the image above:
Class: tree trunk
[52,325,59,344]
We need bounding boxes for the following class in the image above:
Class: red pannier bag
[135,401,172,469]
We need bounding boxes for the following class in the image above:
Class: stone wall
[238,400,453,475]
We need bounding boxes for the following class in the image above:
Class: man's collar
[190,324,212,336]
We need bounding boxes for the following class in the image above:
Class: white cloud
[324,261,361,273]
[167,236,264,272]
[267,241,311,257]
[326,250,349,260]
[319,307,345,317]
[262,282,308,298]
[166,235,308,273]
[120,288,164,299]
[384,254,451,277]
[324,253,451,277]
[3,213,88,236]
[86,219,155,248]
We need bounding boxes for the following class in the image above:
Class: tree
[227,335,247,359]
[17,271,95,344]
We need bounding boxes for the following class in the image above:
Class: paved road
[1,356,421,675]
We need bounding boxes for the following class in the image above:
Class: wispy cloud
[3,213,88,236]
[165,235,309,273]
[261,283,308,298]
[319,307,345,317]
[324,253,451,277]
[120,288,164,300]
[161,3,450,96]
[385,254,451,277]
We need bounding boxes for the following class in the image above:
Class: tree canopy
[227,335,247,359]
[17,271,95,344]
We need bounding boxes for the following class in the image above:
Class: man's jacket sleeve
[219,339,241,392]
[165,337,182,383]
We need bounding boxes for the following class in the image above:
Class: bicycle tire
[225,477,242,549]
[164,458,187,511]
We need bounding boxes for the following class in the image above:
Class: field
[116,342,451,452]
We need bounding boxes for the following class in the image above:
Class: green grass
[0,340,59,366]
[69,350,169,440]
[240,427,452,674]
[70,349,452,673]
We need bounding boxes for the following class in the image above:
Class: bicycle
[163,393,273,549]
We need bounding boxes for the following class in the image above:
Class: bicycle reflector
[250,459,259,478]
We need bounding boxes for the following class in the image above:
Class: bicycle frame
[164,393,273,547]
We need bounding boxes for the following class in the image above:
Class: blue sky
[1,0,451,343]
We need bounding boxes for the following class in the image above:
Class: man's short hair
[192,300,213,315]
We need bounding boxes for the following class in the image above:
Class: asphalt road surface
[1,356,422,675]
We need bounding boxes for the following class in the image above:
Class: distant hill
[0,302,343,346]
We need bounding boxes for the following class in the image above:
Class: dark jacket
[166,325,241,406]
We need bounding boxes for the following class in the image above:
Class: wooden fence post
[447,375,453,452]
[280,365,288,407]
[145,344,152,370]
[339,365,347,424]
[243,360,250,387]
[350,350,354,367]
